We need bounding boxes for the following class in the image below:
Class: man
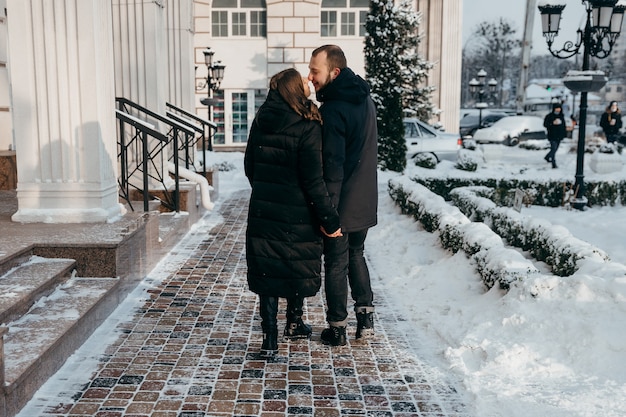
[308,45,378,346]
[543,102,567,169]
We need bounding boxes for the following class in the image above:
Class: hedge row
[449,186,610,277]
[388,177,539,290]
[407,175,626,207]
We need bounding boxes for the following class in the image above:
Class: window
[213,90,265,147]
[321,0,368,38]
[212,0,266,38]
[212,11,228,37]
[232,93,249,143]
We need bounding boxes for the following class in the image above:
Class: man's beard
[318,73,334,91]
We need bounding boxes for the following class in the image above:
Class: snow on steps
[0,256,76,324]
[0,256,120,417]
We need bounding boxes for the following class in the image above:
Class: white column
[0,2,12,151]
[112,0,170,191]
[112,0,167,116]
[437,0,462,133]
[7,0,121,223]
[166,0,195,111]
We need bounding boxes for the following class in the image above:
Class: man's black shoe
[320,325,347,346]
[355,312,375,339]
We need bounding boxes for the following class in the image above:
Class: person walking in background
[308,45,378,346]
[244,68,342,359]
[600,101,622,144]
[543,102,567,169]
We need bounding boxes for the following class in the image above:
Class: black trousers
[323,229,373,326]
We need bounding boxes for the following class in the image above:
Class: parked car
[404,118,462,160]
[472,115,547,146]
[459,112,509,137]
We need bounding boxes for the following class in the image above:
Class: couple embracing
[244,45,378,358]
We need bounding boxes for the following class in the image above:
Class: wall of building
[415,0,462,132]
[0,0,11,151]
[193,0,462,148]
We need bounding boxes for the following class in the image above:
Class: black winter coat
[315,68,378,232]
[600,111,622,137]
[244,90,340,298]
[543,111,567,141]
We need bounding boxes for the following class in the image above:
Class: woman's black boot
[259,295,279,358]
[284,297,312,340]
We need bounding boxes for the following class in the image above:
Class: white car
[472,115,547,146]
[404,118,462,160]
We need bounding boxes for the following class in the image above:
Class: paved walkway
[18,190,472,417]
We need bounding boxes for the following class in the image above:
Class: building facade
[0,0,461,223]
[0,0,9,152]
[193,0,463,149]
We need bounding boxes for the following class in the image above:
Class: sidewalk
[18,190,472,417]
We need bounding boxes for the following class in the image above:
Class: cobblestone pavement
[20,190,472,417]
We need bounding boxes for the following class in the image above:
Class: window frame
[320,0,368,38]
[211,0,266,38]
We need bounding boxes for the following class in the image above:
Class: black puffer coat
[244,90,341,298]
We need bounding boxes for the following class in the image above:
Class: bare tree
[528,55,577,79]
[463,18,521,107]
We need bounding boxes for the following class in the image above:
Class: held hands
[320,226,343,238]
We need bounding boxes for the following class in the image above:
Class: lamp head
[212,61,226,89]
[610,3,626,34]
[203,48,215,67]
[469,78,480,93]
[589,0,619,29]
[538,3,566,35]
[476,69,487,85]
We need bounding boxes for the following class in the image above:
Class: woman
[244,68,342,359]
[600,101,622,144]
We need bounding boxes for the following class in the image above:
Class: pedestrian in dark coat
[543,102,567,169]
[244,68,342,359]
[308,45,378,346]
[600,101,622,144]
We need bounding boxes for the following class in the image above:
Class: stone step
[0,256,76,324]
[2,276,120,417]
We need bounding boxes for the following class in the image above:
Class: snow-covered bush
[449,186,611,276]
[519,139,550,150]
[388,177,539,290]
[455,149,481,172]
[412,152,438,169]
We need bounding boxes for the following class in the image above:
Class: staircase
[0,186,204,417]
[0,255,123,417]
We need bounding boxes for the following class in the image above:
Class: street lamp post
[468,69,498,128]
[538,0,625,210]
[196,47,226,151]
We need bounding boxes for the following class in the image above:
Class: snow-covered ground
[370,141,626,417]
[184,142,626,417]
[18,141,626,417]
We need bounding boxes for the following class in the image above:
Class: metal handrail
[115,109,168,212]
[116,97,188,212]
[166,102,217,178]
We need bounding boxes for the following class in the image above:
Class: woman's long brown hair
[270,68,322,123]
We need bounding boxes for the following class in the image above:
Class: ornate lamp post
[196,47,226,151]
[468,69,498,128]
[538,0,625,210]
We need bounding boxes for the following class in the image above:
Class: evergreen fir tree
[365,0,435,172]
[397,1,435,121]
